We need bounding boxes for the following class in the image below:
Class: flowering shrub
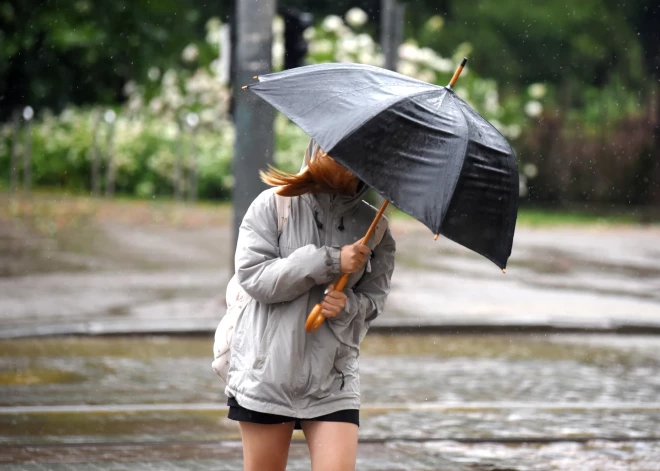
[1,8,545,199]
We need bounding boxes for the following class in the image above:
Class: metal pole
[22,108,33,196]
[9,110,20,194]
[91,110,102,197]
[104,112,117,198]
[375,0,405,210]
[381,0,405,72]
[231,0,277,261]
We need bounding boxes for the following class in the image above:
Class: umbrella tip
[433,234,439,241]
[241,85,248,90]
[253,76,258,80]
[502,268,507,274]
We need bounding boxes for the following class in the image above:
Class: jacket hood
[302,138,370,213]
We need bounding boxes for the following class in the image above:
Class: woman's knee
[301,421,358,471]
[239,422,295,471]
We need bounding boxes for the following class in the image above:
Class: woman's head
[260,141,359,197]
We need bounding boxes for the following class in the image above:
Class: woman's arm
[326,226,396,346]
[235,192,341,304]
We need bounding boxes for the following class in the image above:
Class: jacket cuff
[329,289,357,325]
[326,246,342,277]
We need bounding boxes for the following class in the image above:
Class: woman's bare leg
[301,421,359,471]
[239,421,295,471]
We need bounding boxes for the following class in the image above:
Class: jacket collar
[303,181,369,214]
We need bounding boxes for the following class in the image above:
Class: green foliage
[0,0,226,119]
[408,0,646,91]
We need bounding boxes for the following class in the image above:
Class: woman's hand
[340,240,371,274]
[321,284,348,318]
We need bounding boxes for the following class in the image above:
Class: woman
[226,139,396,471]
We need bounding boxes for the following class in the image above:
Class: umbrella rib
[434,90,467,237]
[453,98,517,269]
[327,88,444,154]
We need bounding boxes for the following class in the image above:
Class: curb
[2,320,660,339]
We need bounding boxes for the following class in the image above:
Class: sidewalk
[1,214,659,338]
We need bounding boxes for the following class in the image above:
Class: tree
[0,0,226,120]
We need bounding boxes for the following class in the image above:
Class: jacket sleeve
[327,226,396,347]
[235,192,342,304]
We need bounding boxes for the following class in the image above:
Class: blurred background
[1,1,660,470]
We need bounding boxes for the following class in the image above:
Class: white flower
[149,98,164,114]
[345,7,368,28]
[128,96,143,113]
[524,163,538,179]
[182,44,199,63]
[303,27,316,41]
[524,100,543,118]
[103,109,116,124]
[148,67,160,81]
[455,87,469,100]
[272,16,285,35]
[398,43,421,62]
[339,37,358,54]
[426,15,444,31]
[162,69,177,87]
[322,15,344,33]
[200,109,216,124]
[429,57,453,73]
[418,47,437,65]
[22,106,34,121]
[358,51,378,65]
[507,124,522,139]
[272,41,284,69]
[310,39,333,55]
[163,123,179,140]
[123,80,137,97]
[528,83,547,99]
[397,60,418,77]
[186,112,200,128]
[417,70,437,84]
[335,52,353,63]
[355,33,373,50]
[484,89,499,114]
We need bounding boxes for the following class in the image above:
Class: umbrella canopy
[245,62,519,269]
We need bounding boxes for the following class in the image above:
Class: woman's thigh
[301,421,359,471]
[239,421,295,471]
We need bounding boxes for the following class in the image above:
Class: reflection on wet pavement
[2,335,660,469]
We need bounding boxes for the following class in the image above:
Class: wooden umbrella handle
[305,200,389,333]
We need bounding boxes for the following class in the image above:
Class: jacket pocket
[333,344,358,391]
[228,298,254,372]
[252,311,282,371]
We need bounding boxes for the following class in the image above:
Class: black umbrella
[243,60,519,330]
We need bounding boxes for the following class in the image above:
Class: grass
[389,205,659,228]
[2,190,657,229]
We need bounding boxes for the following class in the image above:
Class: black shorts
[227,397,359,430]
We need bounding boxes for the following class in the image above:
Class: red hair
[260,146,358,197]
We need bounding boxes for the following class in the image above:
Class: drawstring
[312,210,344,231]
[313,210,323,230]
[340,372,345,390]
